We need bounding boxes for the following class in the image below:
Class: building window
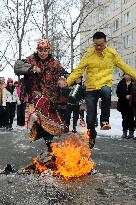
[125,59,130,64]
[124,34,132,48]
[113,41,121,52]
[104,5,110,18]
[105,25,111,36]
[113,41,118,50]
[114,19,120,31]
[97,0,103,5]
[97,10,103,22]
[115,0,121,9]
[124,11,131,25]
[124,0,129,3]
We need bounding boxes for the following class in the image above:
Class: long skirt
[26,94,65,142]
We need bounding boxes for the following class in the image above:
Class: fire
[28,132,96,179]
[33,158,47,173]
[51,133,96,179]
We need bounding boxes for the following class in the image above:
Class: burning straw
[51,133,96,179]
[23,132,96,179]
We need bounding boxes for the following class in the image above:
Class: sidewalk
[71,109,124,138]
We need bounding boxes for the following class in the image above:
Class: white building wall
[80,0,136,95]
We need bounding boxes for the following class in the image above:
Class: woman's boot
[46,141,52,153]
[126,131,134,139]
[8,123,13,130]
[122,131,127,138]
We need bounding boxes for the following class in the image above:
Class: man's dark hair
[93,32,106,41]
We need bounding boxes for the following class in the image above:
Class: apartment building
[80,0,136,95]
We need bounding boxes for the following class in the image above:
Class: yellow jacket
[67,46,136,90]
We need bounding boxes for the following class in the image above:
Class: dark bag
[117,100,122,112]
[14,60,32,75]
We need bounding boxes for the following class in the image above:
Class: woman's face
[8,82,13,86]
[37,47,49,60]
[14,83,18,87]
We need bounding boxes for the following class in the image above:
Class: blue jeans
[86,86,111,137]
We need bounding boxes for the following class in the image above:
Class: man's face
[37,47,49,60]
[93,38,106,52]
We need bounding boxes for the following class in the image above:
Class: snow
[70,109,123,138]
[11,109,123,139]
[97,109,122,138]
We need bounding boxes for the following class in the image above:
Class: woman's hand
[58,79,68,88]
[33,66,41,73]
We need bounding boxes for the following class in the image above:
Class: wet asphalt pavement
[0,127,136,205]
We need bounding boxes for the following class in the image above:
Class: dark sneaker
[6,126,9,130]
[6,125,13,131]
[121,131,127,138]
[64,126,69,133]
[126,131,134,139]
[8,127,13,131]
[101,122,111,130]
[72,128,77,133]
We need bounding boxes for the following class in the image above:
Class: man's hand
[33,66,41,73]
[58,79,68,88]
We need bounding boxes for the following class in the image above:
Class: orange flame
[31,131,96,179]
[51,132,96,179]
[33,158,47,173]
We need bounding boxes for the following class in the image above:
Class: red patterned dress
[16,53,68,141]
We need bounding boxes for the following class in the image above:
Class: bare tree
[29,0,67,61]
[56,0,102,71]
[0,0,35,74]
[30,0,58,38]
[0,0,103,74]
[4,0,34,59]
